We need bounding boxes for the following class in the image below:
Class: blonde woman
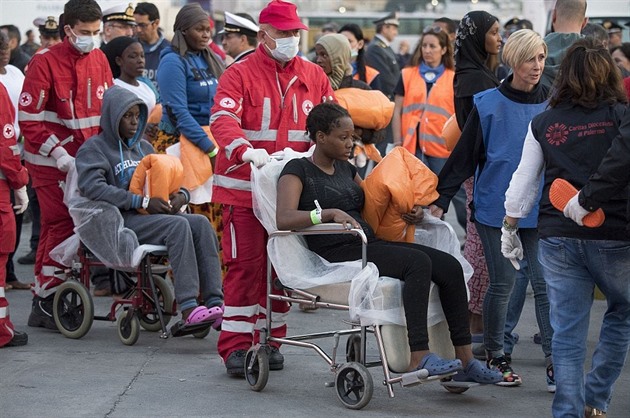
[430,29,552,387]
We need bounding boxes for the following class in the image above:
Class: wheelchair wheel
[53,281,94,339]
[346,334,362,363]
[245,347,269,392]
[117,310,140,346]
[335,362,373,410]
[138,275,174,332]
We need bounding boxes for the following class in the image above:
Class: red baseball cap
[259,0,308,31]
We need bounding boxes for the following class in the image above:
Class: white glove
[51,147,75,173]
[13,186,29,214]
[501,226,523,270]
[563,193,590,226]
[242,148,271,168]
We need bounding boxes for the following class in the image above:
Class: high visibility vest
[400,67,454,158]
[353,65,380,86]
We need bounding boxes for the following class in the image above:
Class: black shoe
[27,295,59,331]
[17,250,36,265]
[225,349,247,377]
[3,331,28,347]
[269,346,284,371]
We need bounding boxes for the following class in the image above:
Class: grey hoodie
[76,86,152,210]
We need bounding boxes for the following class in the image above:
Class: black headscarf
[171,3,224,79]
[101,36,138,79]
[453,11,500,98]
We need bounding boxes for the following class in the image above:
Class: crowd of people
[1,0,630,417]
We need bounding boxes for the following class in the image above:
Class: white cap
[219,11,259,37]
[102,3,136,25]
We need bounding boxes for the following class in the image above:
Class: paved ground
[2,220,629,417]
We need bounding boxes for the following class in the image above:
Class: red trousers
[33,182,74,297]
[1,182,16,346]
[217,205,290,361]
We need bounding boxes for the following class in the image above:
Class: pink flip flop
[184,305,224,326]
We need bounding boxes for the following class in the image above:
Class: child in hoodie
[75,86,223,325]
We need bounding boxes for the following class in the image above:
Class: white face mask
[69,28,99,53]
[264,31,300,62]
[350,48,359,58]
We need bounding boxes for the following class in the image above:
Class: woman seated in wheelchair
[75,86,223,327]
[276,102,502,384]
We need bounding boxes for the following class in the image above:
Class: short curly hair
[305,102,351,142]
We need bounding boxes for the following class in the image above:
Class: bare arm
[276,174,361,231]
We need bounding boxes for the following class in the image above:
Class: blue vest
[473,88,548,228]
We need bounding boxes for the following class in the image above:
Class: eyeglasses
[136,21,155,29]
[423,26,443,34]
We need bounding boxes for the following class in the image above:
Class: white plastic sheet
[49,163,140,271]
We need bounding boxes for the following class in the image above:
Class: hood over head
[100,85,148,148]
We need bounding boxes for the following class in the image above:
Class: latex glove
[563,194,590,226]
[13,186,29,214]
[51,147,75,173]
[242,148,271,168]
[501,226,523,270]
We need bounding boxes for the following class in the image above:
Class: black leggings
[319,239,470,351]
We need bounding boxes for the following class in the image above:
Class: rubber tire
[335,362,373,410]
[192,327,211,339]
[117,310,140,346]
[346,334,362,363]
[53,281,94,339]
[245,347,269,392]
[138,275,174,332]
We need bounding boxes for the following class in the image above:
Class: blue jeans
[504,257,553,358]
[475,223,553,359]
[538,237,630,418]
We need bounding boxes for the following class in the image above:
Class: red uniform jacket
[210,46,335,208]
[19,39,113,187]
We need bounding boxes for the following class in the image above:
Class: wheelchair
[51,241,178,345]
[243,224,475,410]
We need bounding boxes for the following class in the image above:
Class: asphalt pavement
[2,219,629,417]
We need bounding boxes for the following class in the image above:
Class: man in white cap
[210,0,334,377]
[101,2,136,44]
[33,16,61,50]
[220,11,259,65]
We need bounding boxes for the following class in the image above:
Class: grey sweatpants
[122,211,223,308]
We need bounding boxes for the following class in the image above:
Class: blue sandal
[418,353,462,376]
[452,359,503,384]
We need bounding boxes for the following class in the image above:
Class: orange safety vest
[353,65,380,86]
[400,67,454,158]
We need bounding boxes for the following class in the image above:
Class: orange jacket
[361,147,439,242]
[400,67,454,158]
[129,154,184,213]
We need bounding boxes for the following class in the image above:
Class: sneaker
[269,346,284,371]
[472,343,486,360]
[504,353,512,364]
[3,330,28,347]
[225,349,247,377]
[17,250,36,265]
[585,406,607,417]
[546,360,556,393]
[487,356,522,386]
[27,295,59,331]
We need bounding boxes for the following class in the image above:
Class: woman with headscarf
[445,11,503,351]
[314,33,385,171]
[155,3,225,265]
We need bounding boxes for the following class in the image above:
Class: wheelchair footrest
[169,320,213,337]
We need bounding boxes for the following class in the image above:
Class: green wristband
[310,209,322,225]
[208,147,219,158]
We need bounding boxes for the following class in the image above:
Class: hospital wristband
[142,196,150,210]
[310,209,322,225]
[208,147,219,158]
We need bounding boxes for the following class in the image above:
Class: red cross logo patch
[19,92,32,107]
[3,123,15,139]
[302,100,314,115]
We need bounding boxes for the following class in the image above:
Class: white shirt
[0,64,25,138]
[113,78,157,115]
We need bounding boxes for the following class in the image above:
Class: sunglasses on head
[423,26,443,34]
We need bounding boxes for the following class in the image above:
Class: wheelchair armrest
[270,223,367,244]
